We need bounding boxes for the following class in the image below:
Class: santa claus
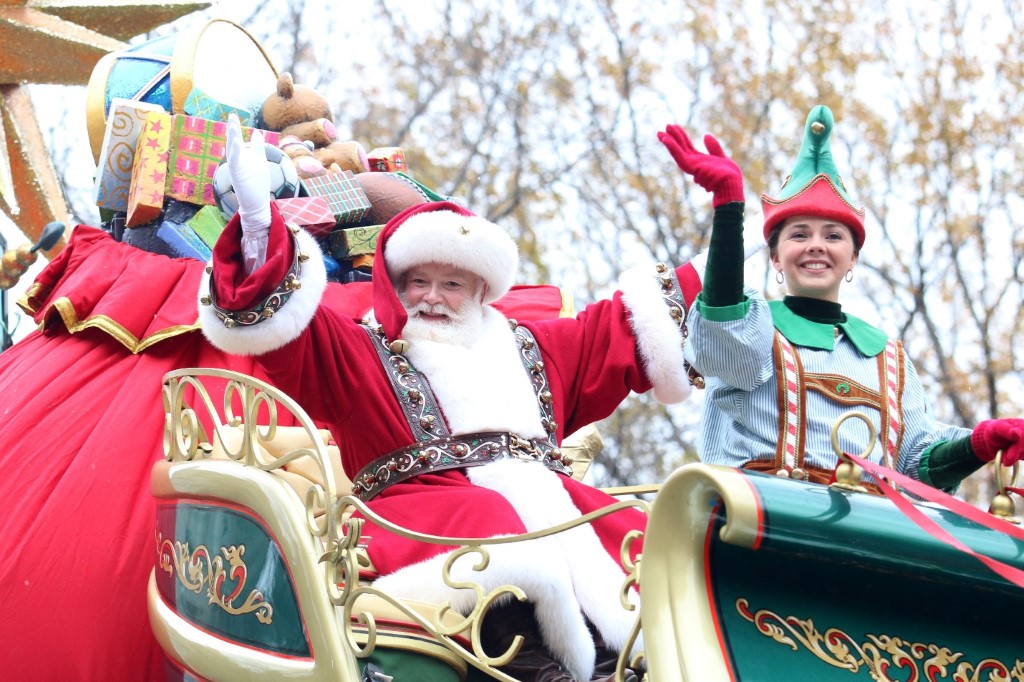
[199,115,706,681]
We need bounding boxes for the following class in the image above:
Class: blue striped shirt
[688,289,969,477]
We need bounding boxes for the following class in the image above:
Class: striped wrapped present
[301,171,371,225]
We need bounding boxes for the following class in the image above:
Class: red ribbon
[843,452,1024,589]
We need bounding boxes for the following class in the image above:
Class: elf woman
[659,105,1023,489]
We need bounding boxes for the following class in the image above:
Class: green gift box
[328,224,382,259]
[187,204,228,249]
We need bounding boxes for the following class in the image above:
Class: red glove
[658,125,744,207]
[971,419,1024,466]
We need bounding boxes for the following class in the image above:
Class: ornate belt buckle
[508,434,538,460]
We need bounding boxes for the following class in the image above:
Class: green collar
[769,299,888,356]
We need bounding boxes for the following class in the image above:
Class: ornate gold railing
[162,368,648,681]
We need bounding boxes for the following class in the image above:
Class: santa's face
[401,263,484,319]
[398,263,486,344]
[771,216,859,302]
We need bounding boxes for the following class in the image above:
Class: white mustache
[411,302,458,319]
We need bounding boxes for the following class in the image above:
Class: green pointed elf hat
[760,105,865,245]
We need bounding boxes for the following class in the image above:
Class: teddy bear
[259,72,369,178]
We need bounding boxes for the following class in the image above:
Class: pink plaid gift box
[275,196,337,238]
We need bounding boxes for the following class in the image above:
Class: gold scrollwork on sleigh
[162,369,646,681]
[331,494,649,682]
[157,532,274,625]
[737,598,1024,681]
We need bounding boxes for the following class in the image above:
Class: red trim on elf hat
[761,174,866,246]
[372,201,519,342]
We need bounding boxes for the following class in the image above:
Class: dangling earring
[845,269,854,283]
[775,271,785,284]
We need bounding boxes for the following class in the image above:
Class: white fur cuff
[619,265,691,404]
[199,228,327,356]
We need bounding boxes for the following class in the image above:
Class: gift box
[126,110,173,228]
[328,224,381,259]
[301,171,371,225]
[367,146,407,173]
[276,196,336,238]
[351,254,374,271]
[338,260,374,283]
[183,87,254,126]
[187,204,228,249]
[156,218,213,262]
[94,99,166,212]
[165,114,280,206]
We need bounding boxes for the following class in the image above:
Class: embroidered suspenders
[352,323,573,500]
[773,332,905,472]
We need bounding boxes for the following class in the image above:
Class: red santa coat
[200,205,701,679]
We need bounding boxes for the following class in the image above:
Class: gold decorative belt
[351,432,574,501]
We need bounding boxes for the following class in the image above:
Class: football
[213,143,300,219]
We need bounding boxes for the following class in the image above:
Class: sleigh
[151,368,1024,681]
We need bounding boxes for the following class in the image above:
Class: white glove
[226,113,272,273]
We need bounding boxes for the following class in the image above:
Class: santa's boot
[480,600,577,681]
[590,649,638,682]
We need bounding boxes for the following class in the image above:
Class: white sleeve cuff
[199,227,328,356]
[618,264,692,404]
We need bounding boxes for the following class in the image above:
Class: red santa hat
[372,201,519,342]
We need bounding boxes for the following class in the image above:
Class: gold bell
[830,460,868,493]
[389,339,409,354]
[989,493,1020,524]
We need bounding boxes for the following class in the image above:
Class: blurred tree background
[13,0,1024,504]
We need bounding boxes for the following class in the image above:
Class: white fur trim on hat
[199,228,327,356]
[619,263,693,404]
[384,209,519,303]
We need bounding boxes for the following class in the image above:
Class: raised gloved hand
[658,125,744,207]
[971,418,1024,466]
[225,113,272,272]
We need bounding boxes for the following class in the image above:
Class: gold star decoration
[0,0,211,255]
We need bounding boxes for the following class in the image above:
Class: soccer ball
[213,143,300,220]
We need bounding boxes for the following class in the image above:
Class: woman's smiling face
[770,216,859,302]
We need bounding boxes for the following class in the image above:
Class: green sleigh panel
[641,464,1024,681]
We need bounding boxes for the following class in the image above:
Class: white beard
[401,306,547,439]
[399,296,486,346]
